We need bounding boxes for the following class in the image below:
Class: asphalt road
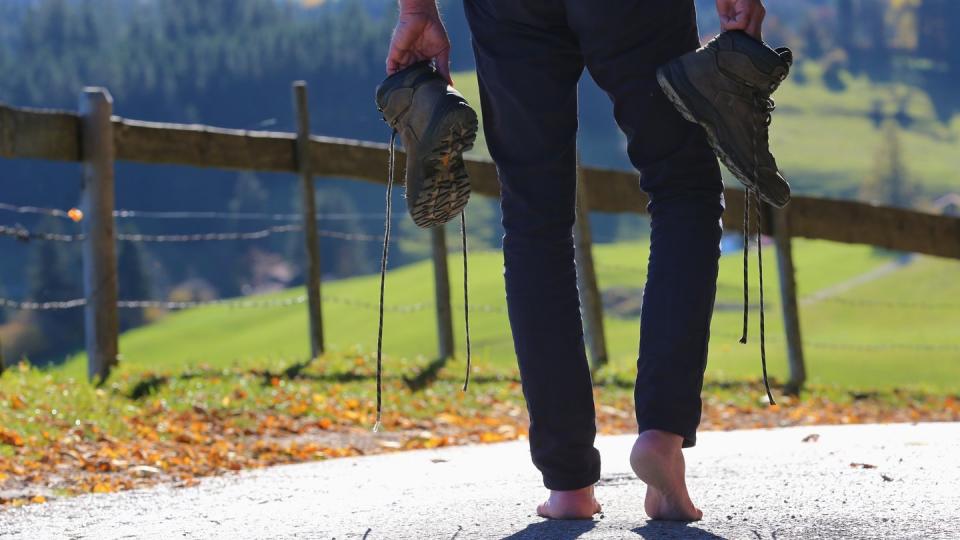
[1,423,958,539]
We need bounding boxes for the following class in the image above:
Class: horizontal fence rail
[3,102,959,259]
[2,93,959,391]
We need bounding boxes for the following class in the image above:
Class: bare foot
[536,485,602,520]
[630,430,703,522]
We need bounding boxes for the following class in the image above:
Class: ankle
[539,485,600,520]
[636,430,684,453]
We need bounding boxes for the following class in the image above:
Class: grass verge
[1,353,957,506]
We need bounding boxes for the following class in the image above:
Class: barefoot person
[385,0,767,521]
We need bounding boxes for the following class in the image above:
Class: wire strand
[112,209,386,221]
[0,295,430,312]
[0,223,381,243]
[0,202,387,222]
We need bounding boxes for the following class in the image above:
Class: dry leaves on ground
[1,362,957,507]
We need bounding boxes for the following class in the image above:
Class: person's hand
[716,0,766,40]
[386,1,452,84]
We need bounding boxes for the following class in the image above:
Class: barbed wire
[0,225,79,242]
[2,296,956,352]
[0,201,387,222]
[0,294,430,313]
[805,340,960,353]
[0,223,382,243]
[0,202,72,219]
[458,303,508,314]
[315,230,381,242]
[325,296,430,313]
[116,224,302,243]
[111,209,387,221]
[117,297,308,310]
[0,298,88,310]
[813,297,960,310]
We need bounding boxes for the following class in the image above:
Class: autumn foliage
[1,357,957,507]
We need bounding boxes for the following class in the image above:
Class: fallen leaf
[128,465,162,477]
[377,440,402,449]
[0,428,24,447]
[8,395,27,410]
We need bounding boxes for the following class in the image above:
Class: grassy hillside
[455,64,960,199]
[54,65,960,393]
[61,239,960,392]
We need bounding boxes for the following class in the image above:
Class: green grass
[453,63,960,198]
[58,239,960,392]
[49,64,960,393]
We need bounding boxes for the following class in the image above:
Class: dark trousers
[464,0,724,490]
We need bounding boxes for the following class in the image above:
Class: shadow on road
[501,519,597,539]
[632,522,727,539]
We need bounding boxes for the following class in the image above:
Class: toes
[536,502,549,518]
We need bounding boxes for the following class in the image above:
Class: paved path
[1,423,958,539]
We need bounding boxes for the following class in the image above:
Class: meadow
[59,238,960,392]
[39,60,960,393]
[455,63,960,200]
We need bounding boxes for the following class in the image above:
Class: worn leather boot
[376,60,478,228]
[657,31,793,208]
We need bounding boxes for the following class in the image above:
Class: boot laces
[754,94,776,135]
[739,90,778,406]
[374,130,472,431]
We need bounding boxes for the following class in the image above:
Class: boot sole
[409,99,478,228]
[656,62,790,208]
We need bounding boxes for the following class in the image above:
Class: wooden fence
[2,86,960,390]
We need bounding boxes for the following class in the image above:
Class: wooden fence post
[431,225,455,360]
[293,81,325,359]
[574,160,608,371]
[772,206,806,394]
[79,88,119,383]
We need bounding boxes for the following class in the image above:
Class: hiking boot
[376,60,478,228]
[657,30,793,208]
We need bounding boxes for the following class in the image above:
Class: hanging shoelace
[460,211,472,392]
[740,189,750,345]
[740,92,777,406]
[739,188,775,406]
[373,130,398,432]
[374,131,473,430]
[754,187,774,406]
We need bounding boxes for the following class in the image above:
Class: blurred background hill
[0,0,958,364]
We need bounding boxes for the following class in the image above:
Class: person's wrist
[399,0,438,16]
